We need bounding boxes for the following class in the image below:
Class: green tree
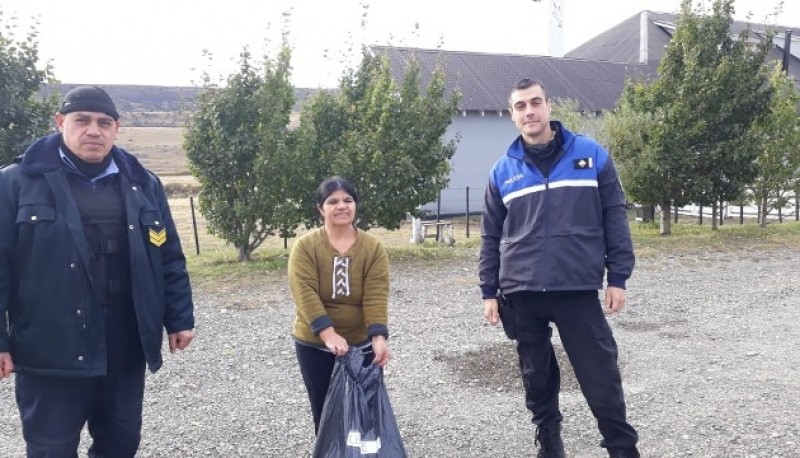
[751,64,800,227]
[601,83,679,231]
[184,46,300,261]
[656,0,773,230]
[550,98,582,132]
[550,97,607,139]
[295,50,459,230]
[0,10,58,164]
[603,0,774,233]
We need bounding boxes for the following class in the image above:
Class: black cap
[59,86,120,120]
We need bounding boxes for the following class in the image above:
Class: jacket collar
[17,133,151,186]
[507,120,576,160]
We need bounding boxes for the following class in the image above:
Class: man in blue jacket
[479,79,639,458]
[0,86,194,457]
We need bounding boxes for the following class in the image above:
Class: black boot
[608,447,640,458]
[535,421,566,458]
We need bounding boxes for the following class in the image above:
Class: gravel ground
[2,248,800,457]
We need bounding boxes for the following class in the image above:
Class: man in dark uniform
[479,79,640,457]
[0,86,195,457]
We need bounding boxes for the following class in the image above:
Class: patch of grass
[186,247,289,289]
[386,243,477,262]
[630,220,800,257]
[116,126,188,176]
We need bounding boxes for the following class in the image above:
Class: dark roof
[567,11,800,84]
[566,12,675,64]
[371,46,657,112]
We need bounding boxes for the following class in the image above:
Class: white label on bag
[347,431,382,454]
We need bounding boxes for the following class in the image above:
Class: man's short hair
[509,78,548,107]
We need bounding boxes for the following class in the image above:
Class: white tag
[346,431,382,454]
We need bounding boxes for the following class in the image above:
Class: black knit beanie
[59,86,120,120]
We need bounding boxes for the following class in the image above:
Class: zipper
[542,176,549,292]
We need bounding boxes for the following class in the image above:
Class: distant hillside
[42,84,320,127]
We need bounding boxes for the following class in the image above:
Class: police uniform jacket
[479,122,635,298]
[0,133,194,376]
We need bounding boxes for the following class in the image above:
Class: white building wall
[421,111,519,216]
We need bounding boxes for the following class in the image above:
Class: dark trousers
[15,305,146,458]
[503,290,638,449]
[295,342,374,434]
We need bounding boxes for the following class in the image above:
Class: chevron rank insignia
[573,158,593,169]
[149,228,167,247]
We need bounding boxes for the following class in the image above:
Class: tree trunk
[238,247,252,262]
[659,200,672,235]
[759,195,769,228]
[718,200,724,226]
[642,204,655,223]
[711,201,718,230]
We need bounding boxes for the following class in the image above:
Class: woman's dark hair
[313,176,360,209]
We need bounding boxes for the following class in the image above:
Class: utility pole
[781,30,792,74]
[548,0,565,57]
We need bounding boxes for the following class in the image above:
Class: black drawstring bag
[313,347,407,457]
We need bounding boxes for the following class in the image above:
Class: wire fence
[635,197,800,225]
[181,191,799,255]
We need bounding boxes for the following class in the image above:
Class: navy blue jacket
[479,122,634,298]
[0,133,194,376]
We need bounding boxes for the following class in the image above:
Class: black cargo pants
[500,290,638,450]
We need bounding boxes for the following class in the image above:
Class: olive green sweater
[289,227,390,346]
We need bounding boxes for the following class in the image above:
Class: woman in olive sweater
[289,176,391,432]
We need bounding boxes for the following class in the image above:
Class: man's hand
[168,330,194,353]
[604,286,627,314]
[0,352,14,379]
[483,298,500,325]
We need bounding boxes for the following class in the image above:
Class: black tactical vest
[67,172,133,307]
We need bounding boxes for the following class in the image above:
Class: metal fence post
[465,186,470,238]
[436,190,442,241]
[189,196,200,255]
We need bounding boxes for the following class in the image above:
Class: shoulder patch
[573,158,593,169]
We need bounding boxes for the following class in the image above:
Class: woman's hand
[371,335,390,367]
[319,327,349,356]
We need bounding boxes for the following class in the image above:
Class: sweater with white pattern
[289,227,390,346]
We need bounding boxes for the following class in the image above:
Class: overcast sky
[2,0,797,88]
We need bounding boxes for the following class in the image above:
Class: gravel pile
[2,248,799,457]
